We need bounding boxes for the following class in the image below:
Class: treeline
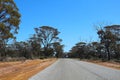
[68,25,120,61]
[0,0,64,61]
[1,0,120,61]
[0,26,64,61]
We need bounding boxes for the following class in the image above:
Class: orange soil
[86,60,120,70]
[0,58,56,80]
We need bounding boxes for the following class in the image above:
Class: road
[29,59,120,80]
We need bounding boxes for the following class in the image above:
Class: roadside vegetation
[68,25,120,64]
[0,0,120,69]
[1,0,119,80]
[0,0,64,61]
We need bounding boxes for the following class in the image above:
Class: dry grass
[0,58,56,80]
[85,60,120,70]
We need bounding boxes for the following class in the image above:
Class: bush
[114,60,120,63]
[1,57,26,62]
[39,56,47,59]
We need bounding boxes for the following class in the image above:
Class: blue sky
[14,0,120,52]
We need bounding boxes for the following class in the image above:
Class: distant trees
[52,42,64,58]
[0,0,21,58]
[29,34,41,58]
[68,42,99,59]
[68,25,120,61]
[69,42,86,58]
[14,41,30,58]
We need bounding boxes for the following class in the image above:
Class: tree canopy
[0,0,21,42]
[34,26,62,56]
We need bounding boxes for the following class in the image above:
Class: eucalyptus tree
[34,26,61,56]
[29,34,41,57]
[0,0,21,57]
[105,25,120,59]
[69,42,87,58]
[97,25,119,60]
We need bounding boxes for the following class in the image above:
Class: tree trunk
[106,47,110,60]
[44,47,48,56]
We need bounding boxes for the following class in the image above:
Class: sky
[14,0,120,52]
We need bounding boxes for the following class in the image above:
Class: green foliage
[0,0,21,41]
[0,0,21,58]
[1,26,63,60]
[52,42,64,58]
[68,25,120,61]
[29,34,41,57]
[97,25,120,60]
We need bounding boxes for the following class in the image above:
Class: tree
[97,25,119,60]
[29,34,41,57]
[34,26,61,56]
[92,42,104,59]
[105,25,120,59]
[13,41,32,59]
[68,41,103,59]
[0,0,21,57]
[69,42,87,58]
[75,42,86,58]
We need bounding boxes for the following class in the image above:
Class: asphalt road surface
[29,59,120,80]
